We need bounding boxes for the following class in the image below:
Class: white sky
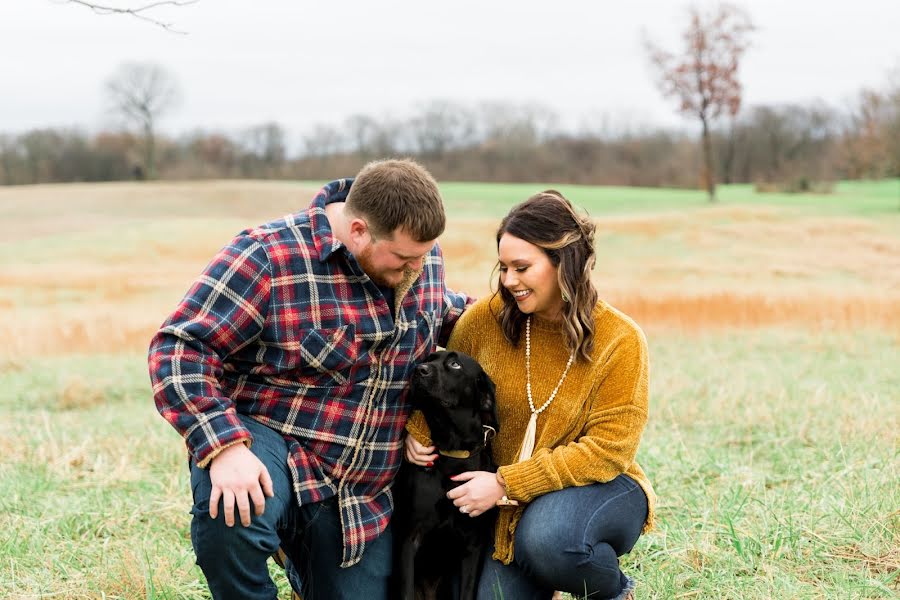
[1,0,898,140]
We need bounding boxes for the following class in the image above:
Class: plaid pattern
[148,178,470,566]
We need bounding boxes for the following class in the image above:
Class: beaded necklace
[518,316,575,462]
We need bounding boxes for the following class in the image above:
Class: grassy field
[1,179,898,598]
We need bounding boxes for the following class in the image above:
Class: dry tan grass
[606,291,900,331]
[1,182,898,359]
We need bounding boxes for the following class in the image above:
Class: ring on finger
[460,505,470,514]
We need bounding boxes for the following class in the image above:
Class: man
[148,159,470,600]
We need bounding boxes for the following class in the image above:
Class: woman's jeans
[477,474,648,600]
[188,415,392,600]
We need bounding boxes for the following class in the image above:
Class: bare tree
[302,124,346,158]
[63,1,198,33]
[0,134,16,185]
[244,123,286,165]
[343,114,399,157]
[239,122,287,177]
[728,102,837,187]
[841,90,893,180]
[886,65,900,210]
[476,102,560,147]
[105,62,181,179]
[407,100,477,158]
[645,3,754,201]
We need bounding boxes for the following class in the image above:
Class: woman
[405,190,655,600]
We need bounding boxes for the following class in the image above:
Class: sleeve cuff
[405,410,434,446]
[187,412,253,468]
[497,455,554,504]
[195,438,252,469]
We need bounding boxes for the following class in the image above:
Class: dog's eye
[448,359,462,370]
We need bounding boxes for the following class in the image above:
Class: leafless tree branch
[644,3,755,201]
[62,0,199,34]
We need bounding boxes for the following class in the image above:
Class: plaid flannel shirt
[148,179,470,566]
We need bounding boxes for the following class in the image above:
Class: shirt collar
[310,178,353,262]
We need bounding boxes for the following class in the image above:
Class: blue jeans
[477,474,648,600]
[189,415,392,600]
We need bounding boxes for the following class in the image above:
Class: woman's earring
[562,290,571,303]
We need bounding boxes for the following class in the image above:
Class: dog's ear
[478,369,499,432]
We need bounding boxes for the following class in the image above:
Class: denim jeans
[477,474,648,600]
[189,414,392,600]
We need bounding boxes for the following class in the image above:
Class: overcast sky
[1,0,898,141]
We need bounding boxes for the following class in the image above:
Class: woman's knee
[514,518,563,569]
[515,533,621,597]
[514,516,593,581]
[514,490,586,567]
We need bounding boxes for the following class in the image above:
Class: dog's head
[410,351,498,447]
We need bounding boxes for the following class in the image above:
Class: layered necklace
[518,316,575,462]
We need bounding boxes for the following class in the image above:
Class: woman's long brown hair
[493,190,598,362]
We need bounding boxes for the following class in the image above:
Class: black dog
[393,350,499,600]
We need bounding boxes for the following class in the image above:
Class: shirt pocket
[298,324,358,385]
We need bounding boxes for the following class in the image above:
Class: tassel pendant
[518,412,538,462]
[518,316,575,464]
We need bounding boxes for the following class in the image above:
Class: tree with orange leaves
[645,4,755,201]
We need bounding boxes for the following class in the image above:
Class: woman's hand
[404,433,438,467]
[447,471,505,517]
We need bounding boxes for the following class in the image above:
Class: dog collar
[438,449,472,459]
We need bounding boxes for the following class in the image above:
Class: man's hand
[208,443,274,527]
[404,433,438,467]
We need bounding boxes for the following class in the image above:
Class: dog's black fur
[393,350,499,600]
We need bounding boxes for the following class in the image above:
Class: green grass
[434,179,900,217]
[631,330,899,599]
[0,356,293,598]
[1,329,896,598]
[1,178,897,598]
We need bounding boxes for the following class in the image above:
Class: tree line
[2,89,897,189]
[14,3,895,193]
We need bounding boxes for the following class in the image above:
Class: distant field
[1,179,898,358]
[0,179,898,598]
[438,178,900,217]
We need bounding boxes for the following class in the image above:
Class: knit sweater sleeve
[498,326,649,502]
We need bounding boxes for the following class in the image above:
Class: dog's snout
[416,363,432,377]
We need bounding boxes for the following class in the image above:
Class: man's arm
[432,243,474,348]
[148,233,272,468]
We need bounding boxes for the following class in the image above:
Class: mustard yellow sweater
[406,294,656,564]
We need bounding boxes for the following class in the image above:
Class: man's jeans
[477,474,648,600]
[189,415,392,600]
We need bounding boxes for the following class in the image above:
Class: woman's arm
[499,328,649,503]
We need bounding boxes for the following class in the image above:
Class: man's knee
[189,467,291,563]
[191,503,283,563]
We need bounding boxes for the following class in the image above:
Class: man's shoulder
[243,209,313,244]
[223,209,321,263]
[207,209,321,280]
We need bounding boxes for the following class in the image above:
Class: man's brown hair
[345,158,446,242]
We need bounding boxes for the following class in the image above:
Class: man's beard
[356,245,416,289]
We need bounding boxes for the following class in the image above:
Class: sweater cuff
[405,410,434,446]
[497,457,553,503]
